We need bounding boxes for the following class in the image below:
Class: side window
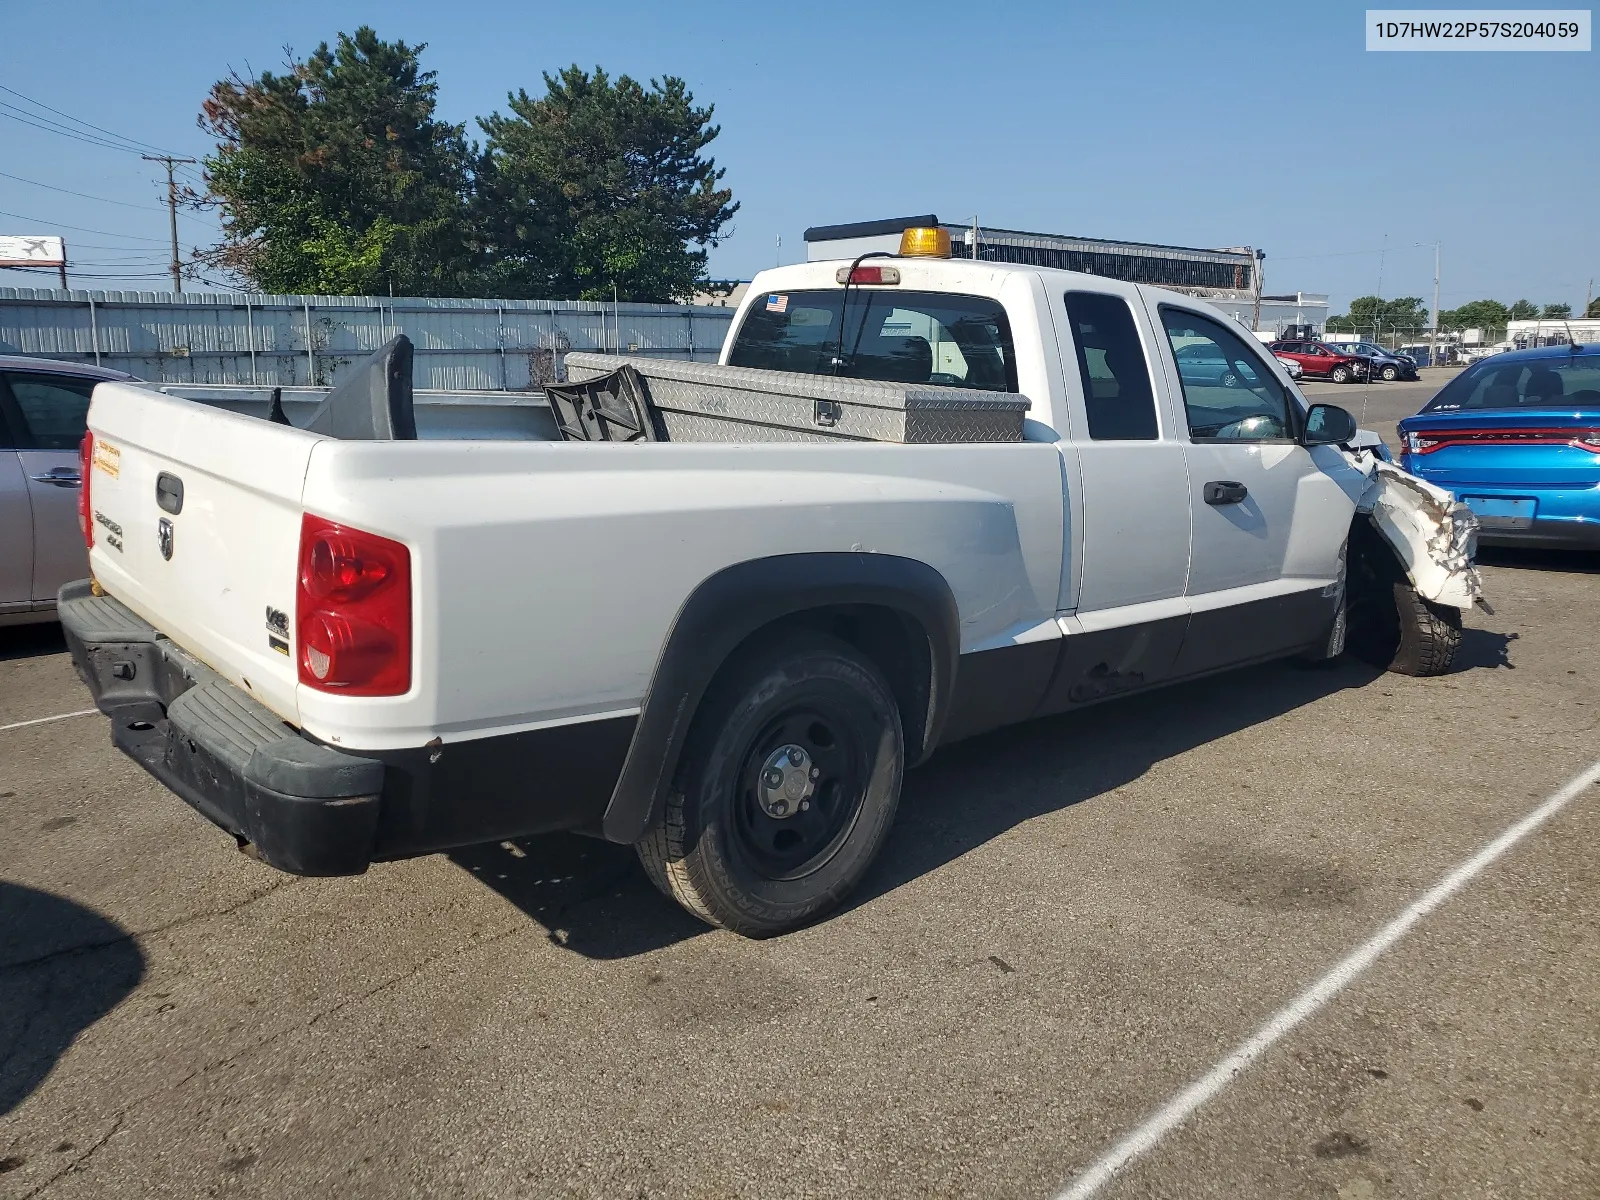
[1063,292,1158,440]
[3,373,95,450]
[1160,309,1293,442]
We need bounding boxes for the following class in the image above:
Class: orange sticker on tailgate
[92,439,120,479]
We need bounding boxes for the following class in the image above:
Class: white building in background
[1207,291,1330,337]
[1507,317,1600,347]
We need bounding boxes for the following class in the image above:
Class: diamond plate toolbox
[562,353,1029,444]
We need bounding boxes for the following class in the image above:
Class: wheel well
[711,605,937,763]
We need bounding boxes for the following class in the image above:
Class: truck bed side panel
[298,439,1066,752]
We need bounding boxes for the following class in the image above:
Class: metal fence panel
[0,288,736,389]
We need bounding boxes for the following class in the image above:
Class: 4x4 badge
[158,517,174,561]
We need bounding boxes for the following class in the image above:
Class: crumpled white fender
[1352,458,1487,611]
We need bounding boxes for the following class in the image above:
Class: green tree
[1438,299,1510,335]
[477,66,737,302]
[1508,299,1539,320]
[1326,295,1430,336]
[195,28,479,294]
[1541,302,1572,319]
[1588,298,1600,318]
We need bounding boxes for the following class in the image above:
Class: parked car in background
[1398,343,1600,548]
[1269,341,1370,383]
[1,356,138,625]
[1275,354,1304,379]
[1340,342,1421,382]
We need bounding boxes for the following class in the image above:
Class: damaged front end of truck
[1341,454,1488,676]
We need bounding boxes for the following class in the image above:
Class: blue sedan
[1398,344,1600,548]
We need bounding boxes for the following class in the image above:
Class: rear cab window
[728,289,1019,392]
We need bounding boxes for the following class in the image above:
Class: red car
[1269,340,1369,384]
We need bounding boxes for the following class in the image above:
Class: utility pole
[58,240,68,290]
[971,215,979,261]
[143,155,196,294]
[1587,278,1594,317]
[775,234,781,267]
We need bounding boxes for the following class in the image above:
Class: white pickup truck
[61,229,1483,936]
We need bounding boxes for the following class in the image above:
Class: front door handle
[1203,480,1248,505]
[29,468,81,488]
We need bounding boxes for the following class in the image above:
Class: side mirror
[1303,402,1358,446]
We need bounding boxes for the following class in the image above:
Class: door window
[2,374,95,450]
[1161,309,1294,442]
[1062,292,1158,440]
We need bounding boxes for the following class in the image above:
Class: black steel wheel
[636,632,903,936]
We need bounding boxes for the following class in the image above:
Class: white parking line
[1055,755,1600,1200]
[0,708,98,734]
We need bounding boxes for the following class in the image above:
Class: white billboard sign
[0,235,67,266]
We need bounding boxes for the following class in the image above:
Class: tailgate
[84,381,315,725]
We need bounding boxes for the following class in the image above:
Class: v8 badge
[158,517,174,561]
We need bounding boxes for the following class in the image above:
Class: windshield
[728,288,1018,392]
[1425,356,1600,411]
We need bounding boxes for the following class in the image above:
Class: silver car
[1,356,136,625]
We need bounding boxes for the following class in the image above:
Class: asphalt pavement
[2,367,1597,1199]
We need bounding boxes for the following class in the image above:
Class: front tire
[1330,364,1351,384]
[1348,576,1462,676]
[1381,364,1398,381]
[636,633,904,936]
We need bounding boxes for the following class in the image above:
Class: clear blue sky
[2,0,1595,314]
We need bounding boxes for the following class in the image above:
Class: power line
[0,168,161,211]
[0,83,179,156]
[0,104,151,155]
[0,206,167,242]
[0,167,213,226]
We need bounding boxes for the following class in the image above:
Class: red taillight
[78,431,94,548]
[296,515,411,695]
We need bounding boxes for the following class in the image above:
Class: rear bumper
[58,580,637,875]
[1396,466,1600,549]
[59,580,384,875]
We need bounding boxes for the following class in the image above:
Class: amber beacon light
[898,227,952,258]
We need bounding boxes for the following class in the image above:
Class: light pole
[1430,242,1441,367]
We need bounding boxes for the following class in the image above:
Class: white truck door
[2,371,92,604]
[1050,285,1192,615]
[1150,302,1354,673]
[1040,284,1193,701]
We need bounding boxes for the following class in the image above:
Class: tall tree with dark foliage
[477,66,737,302]
[195,28,479,295]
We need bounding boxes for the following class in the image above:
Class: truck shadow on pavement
[850,659,1389,916]
[454,658,1395,958]
[0,882,145,1118]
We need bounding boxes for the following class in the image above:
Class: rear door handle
[29,468,81,488]
[1203,480,1248,505]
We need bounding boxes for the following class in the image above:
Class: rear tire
[635,633,904,937]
